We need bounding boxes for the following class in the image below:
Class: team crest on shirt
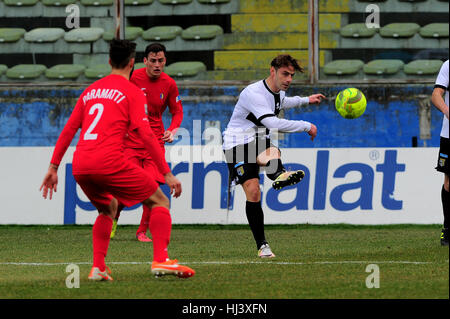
[236,166,245,176]
[176,95,181,103]
[160,93,164,100]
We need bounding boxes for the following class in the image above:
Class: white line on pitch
[0,260,447,266]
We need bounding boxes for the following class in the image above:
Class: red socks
[149,206,172,262]
[136,205,151,235]
[92,214,113,272]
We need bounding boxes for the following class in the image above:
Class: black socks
[442,185,449,229]
[245,201,267,249]
[266,159,286,181]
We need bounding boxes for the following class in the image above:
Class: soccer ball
[335,88,367,119]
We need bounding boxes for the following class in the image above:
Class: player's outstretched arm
[39,164,58,200]
[308,94,326,104]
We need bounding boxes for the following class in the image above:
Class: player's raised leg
[257,146,305,190]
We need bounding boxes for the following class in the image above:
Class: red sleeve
[130,90,171,175]
[167,81,183,133]
[50,96,84,166]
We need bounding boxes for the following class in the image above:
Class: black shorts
[436,137,450,175]
[224,137,279,185]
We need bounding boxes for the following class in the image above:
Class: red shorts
[74,161,159,211]
[124,147,165,184]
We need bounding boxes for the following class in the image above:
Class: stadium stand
[0,0,447,82]
[45,63,86,79]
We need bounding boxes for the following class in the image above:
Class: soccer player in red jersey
[39,39,195,280]
[111,43,184,242]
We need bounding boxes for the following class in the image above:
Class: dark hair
[109,39,136,69]
[144,42,167,58]
[270,54,304,73]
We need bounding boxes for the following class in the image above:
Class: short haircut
[109,39,136,69]
[144,43,167,58]
[270,54,304,73]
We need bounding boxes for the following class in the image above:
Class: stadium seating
[41,0,77,6]
[24,28,65,43]
[419,23,449,38]
[403,59,444,75]
[323,59,365,76]
[142,26,182,41]
[45,64,86,80]
[0,28,26,42]
[3,0,38,6]
[64,28,105,43]
[165,61,207,79]
[80,0,113,6]
[0,64,7,77]
[181,25,223,40]
[84,64,111,79]
[0,0,448,82]
[125,0,154,5]
[102,27,144,41]
[363,59,405,75]
[6,64,47,80]
[380,23,421,38]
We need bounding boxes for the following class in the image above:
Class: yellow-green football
[335,88,367,119]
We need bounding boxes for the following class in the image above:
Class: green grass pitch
[0,224,448,299]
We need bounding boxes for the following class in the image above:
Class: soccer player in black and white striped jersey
[432,59,449,246]
[222,54,325,258]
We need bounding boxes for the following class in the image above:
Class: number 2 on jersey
[84,103,104,140]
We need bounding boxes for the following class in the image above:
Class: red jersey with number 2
[126,68,183,149]
[50,74,169,176]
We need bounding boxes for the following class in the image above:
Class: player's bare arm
[308,94,326,104]
[164,172,182,198]
[162,130,174,143]
[39,164,58,200]
[308,123,317,141]
[432,87,449,120]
